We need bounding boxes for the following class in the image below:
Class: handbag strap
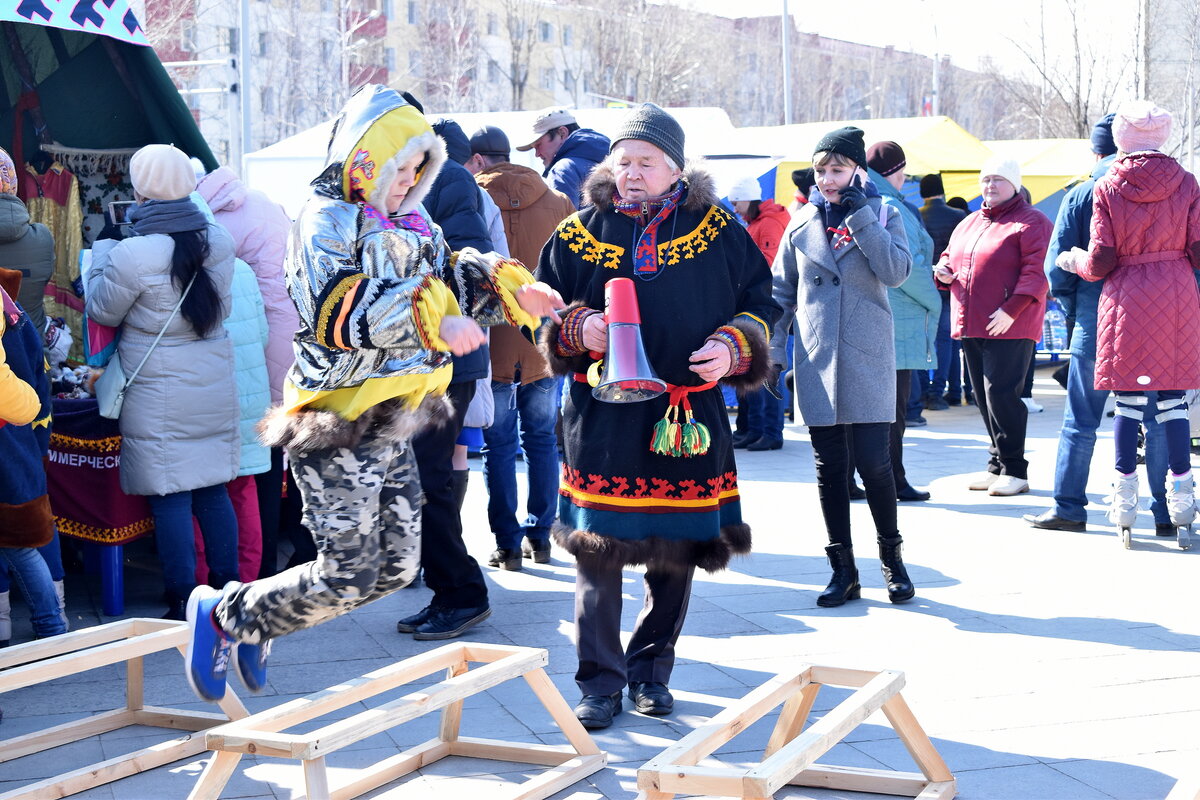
[122,275,197,389]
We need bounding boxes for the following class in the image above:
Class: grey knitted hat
[611,103,685,168]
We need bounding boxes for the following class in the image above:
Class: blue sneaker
[232,639,271,693]
[185,585,233,702]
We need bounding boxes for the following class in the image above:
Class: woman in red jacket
[1064,101,1200,533]
[936,157,1052,497]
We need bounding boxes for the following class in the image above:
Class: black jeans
[412,381,489,610]
[961,337,1035,479]
[890,369,912,489]
[810,422,897,547]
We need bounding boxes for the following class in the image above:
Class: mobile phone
[108,200,136,227]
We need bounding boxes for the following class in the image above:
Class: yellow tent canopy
[982,139,1095,204]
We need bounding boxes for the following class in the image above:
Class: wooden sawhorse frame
[189,641,605,800]
[0,618,248,800]
[637,665,955,800]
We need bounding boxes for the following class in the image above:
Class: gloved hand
[1055,246,1087,274]
[838,174,869,212]
[764,363,784,399]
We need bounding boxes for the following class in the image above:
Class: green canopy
[0,11,215,169]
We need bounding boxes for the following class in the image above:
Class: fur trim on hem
[539,300,594,376]
[0,494,53,549]
[720,316,773,395]
[583,161,718,212]
[552,521,751,574]
[257,394,452,455]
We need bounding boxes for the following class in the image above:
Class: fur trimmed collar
[583,161,718,212]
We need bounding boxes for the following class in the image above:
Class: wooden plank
[205,729,309,758]
[810,665,896,689]
[642,764,753,796]
[0,734,205,800]
[438,658,470,742]
[522,668,603,757]
[186,751,244,800]
[0,709,134,763]
[916,779,958,799]
[448,737,577,766]
[0,619,144,671]
[303,756,331,800]
[881,693,954,783]
[789,763,930,794]
[503,753,606,800]
[641,671,806,774]
[763,682,820,758]
[0,627,186,692]
[459,642,540,663]
[746,670,904,797]
[133,707,232,731]
[329,740,451,800]
[126,655,144,711]
[298,651,548,758]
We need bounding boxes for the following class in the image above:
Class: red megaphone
[592,278,666,403]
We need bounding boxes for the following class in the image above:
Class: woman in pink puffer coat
[1069,101,1200,532]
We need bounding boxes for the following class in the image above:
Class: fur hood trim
[551,521,751,573]
[258,394,452,455]
[583,160,719,212]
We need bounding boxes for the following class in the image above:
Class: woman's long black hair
[169,228,221,338]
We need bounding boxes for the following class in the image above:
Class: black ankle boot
[878,535,915,603]
[450,469,469,514]
[817,543,860,607]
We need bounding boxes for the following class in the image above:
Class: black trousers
[811,422,897,547]
[890,369,912,489]
[573,557,695,696]
[412,381,489,610]
[961,337,1035,479]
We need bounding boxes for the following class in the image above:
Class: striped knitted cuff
[556,306,599,358]
[708,325,752,376]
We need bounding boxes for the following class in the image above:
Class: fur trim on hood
[583,160,719,212]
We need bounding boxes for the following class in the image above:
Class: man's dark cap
[470,125,511,157]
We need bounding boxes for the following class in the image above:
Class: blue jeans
[0,546,67,638]
[744,375,785,444]
[1052,328,1169,524]
[929,294,963,399]
[147,484,239,602]
[482,377,560,550]
[0,526,64,592]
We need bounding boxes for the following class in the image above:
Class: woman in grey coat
[770,127,916,607]
[85,145,240,619]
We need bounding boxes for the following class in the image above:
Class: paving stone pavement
[3,366,1199,799]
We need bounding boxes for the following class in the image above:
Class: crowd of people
[2,91,1198,734]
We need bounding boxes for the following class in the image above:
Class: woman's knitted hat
[1113,100,1172,153]
[0,147,17,195]
[611,103,685,168]
[727,176,764,202]
[813,126,867,168]
[1090,113,1117,156]
[866,141,906,177]
[979,155,1022,192]
[130,144,196,201]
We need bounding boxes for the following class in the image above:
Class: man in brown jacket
[467,126,576,570]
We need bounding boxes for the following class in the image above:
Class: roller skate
[1107,472,1139,549]
[1166,470,1195,550]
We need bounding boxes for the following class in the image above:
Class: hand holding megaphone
[582,313,608,352]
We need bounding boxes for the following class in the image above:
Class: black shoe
[574,691,623,729]
[924,395,950,411]
[1156,522,1178,537]
[817,543,860,607]
[897,485,931,502]
[396,604,435,633]
[943,394,962,406]
[412,604,491,640]
[1023,510,1086,532]
[162,601,187,621]
[905,415,928,428]
[746,437,783,451]
[878,535,916,604]
[522,537,551,563]
[488,548,522,571]
[732,433,753,449]
[628,681,673,715]
[848,483,867,500]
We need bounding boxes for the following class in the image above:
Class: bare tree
[414,0,481,112]
[497,0,540,109]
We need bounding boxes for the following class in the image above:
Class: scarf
[613,181,685,279]
[128,198,209,236]
[811,178,881,249]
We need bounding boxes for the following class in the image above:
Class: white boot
[1107,472,1140,528]
[1167,470,1197,527]
[53,579,69,633]
[0,591,10,646]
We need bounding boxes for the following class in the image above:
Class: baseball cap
[515,107,577,151]
[469,125,511,157]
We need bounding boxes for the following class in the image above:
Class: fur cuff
[257,394,452,455]
[539,301,595,376]
[0,494,53,549]
[551,521,751,574]
[719,317,772,394]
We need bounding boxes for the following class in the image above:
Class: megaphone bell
[592,278,666,403]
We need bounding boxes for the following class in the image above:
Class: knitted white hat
[727,177,764,202]
[979,155,1021,192]
[130,144,197,201]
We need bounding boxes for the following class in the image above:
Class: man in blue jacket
[1024,113,1174,534]
[515,107,610,209]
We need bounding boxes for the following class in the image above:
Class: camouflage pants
[215,431,421,644]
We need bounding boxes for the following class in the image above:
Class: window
[407,1,417,24]
[563,69,575,91]
[488,59,499,83]
[258,32,269,57]
[539,21,552,42]
[180,21,196,52]
[261,87,275,115]
[540,67,554,90]
[386,47,396,73]
[487,13,497,35]
[321,39,334,63]
[226,27,238,54]
[562,25,573,47]
[409,50,422,77]
[381,0,393,19]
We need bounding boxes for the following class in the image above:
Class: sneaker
[412,604,491,641]
[1167,471,1196,527]
[906,415,928,428]
[968,473,999,491]
[1106,472,1140,528]
[924,395,950,411]
[232,639,271,694]
[185,585,233,702]
[487,548,522,571]
[1022,398,1044,413]
[988,476,1030,496]
[521,537,552,563]
[396,604,435,633]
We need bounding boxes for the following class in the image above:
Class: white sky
[681,0,1139,75]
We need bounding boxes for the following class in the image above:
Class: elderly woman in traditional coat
[770,126,915,609]
[85,145,240,621]
[539,103,779,730]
